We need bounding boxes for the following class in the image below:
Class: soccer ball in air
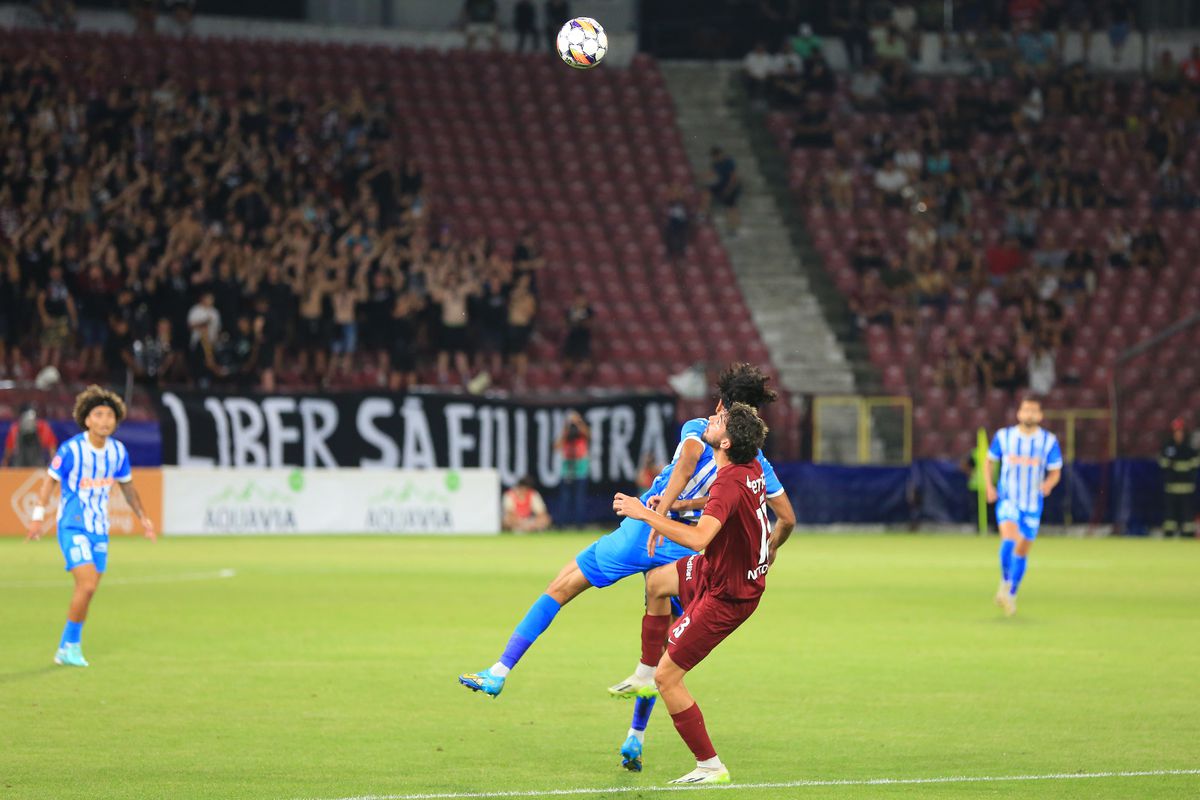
[557,17,608,69]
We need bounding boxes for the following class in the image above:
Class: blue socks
[60,620,83,648]
[632,696,656,732]
[1009,555,1028,596]
[498,594,562,670]
[999,540,1015,583]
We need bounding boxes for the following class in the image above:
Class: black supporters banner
[157,392,678,490]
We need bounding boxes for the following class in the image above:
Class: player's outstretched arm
[767,492,796,564]
[119,481,156,540]
[25,474,56,541]
[613,492,720,553]
[1041,468,1061,497]
[652,438,704,521]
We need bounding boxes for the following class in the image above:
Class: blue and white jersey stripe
[645,417,785,522]
[988,426,1063,516]
[48,433,132,536]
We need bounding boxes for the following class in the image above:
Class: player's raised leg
[608,574,676,699]
[458,559,591,697]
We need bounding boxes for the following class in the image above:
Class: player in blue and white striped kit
[26,386,155,667]
[459,365,795,709]
[986,396,1062,617]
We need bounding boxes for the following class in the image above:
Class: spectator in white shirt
[874,157,910,207]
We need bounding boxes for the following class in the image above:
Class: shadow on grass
[0,664,61,684]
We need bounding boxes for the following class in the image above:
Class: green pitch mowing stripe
[302,769,1200,800]
[1,532,1198,800]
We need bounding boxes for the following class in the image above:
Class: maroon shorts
[667,554,759,672]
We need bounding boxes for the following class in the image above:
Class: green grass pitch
[1,532,1198,800]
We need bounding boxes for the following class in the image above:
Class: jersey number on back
[754,498,770,566]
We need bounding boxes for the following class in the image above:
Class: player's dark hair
[73,385,126,430]
[723,402,767,464]
[717,362,778,411]
[1018,394,1042,409]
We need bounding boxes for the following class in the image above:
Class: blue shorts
[58,526,109,573]
[997,500,1041,540]
[575,515,697,590]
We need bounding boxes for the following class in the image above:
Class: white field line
[0,568,236,588]
[296,768,1200,800]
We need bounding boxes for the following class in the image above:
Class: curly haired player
[612,403,772,785]
[26,385,155,667]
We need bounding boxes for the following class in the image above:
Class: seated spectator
[742,43,775,103]
[790,22,823,61]
[1032,230,1067,271]
[2,404,57,467]
[1155,160,1194,209]
[34,0,76,30]
[663,184,691,258]
[974,24,1014,78]
[461,0,500,50]
[790,95,834,148]
[164,0,196,34]
[893,137,922,179]
[883,62,922,112]
[849,270,895,328]
[906,216,938,259]
[1182,44,1200,84]
[825,156,855,211]
[1015,22,1056,72]
[1105,224,1132,269]
[1142,119,1177,173]
[851,231,887,272]
[1131,222,1166,270]
[703,146,743,232]
[890,1,919,59]
[873,157,911,207]
[1151,50,1182,95]
[849,64,886,111]
[985,235,1027,283]
[636,453,661,494]
[769,61,805,108]
[871,23,908,71]
[502,476,552,533]
[803,52,837,96]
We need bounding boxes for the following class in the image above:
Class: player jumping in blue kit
[986,395,1062,617]
[459,364,795,701]
[25,386,156,667]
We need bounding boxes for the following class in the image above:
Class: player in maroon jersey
[612,402,770,785]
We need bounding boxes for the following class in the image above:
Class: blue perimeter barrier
[0,420,1186,533]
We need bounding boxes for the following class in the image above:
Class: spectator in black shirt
[561,290,593,382]
[515,0,539,52]
[545,0,571,52]
[104,315,136,392]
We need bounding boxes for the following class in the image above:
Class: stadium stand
[771,56,1200,459]
[0,28,778,400]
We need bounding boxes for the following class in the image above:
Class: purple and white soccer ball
[557,17,608,70]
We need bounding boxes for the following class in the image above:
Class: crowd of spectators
[0,49,559,394]
[751,1,1199,404]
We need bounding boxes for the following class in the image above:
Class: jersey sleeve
[701,474,734,527]
[757,451,785,498]
[501,490,516,515]
[530,491,547,516]
[115,444,133,483]
[679,418,707,446]
[1045,438,1063,470]
[987,431,1003,461]
[47,441,73,482]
